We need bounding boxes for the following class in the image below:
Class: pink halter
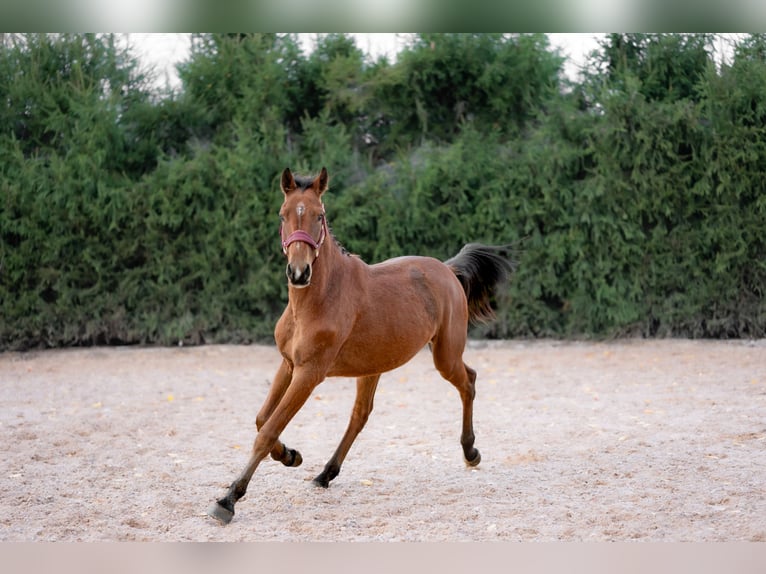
[280,206,328,259]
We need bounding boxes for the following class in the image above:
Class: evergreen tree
[2,33,764,349]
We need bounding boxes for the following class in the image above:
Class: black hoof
[465,449,481,467]
[282,448,303,467]
[207,501,235,525]
[312,475,330,489]
[312,463,339,488]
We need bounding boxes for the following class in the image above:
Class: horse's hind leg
[431,337,481,467]
[313,374,380,488]
[256,359,303,467]
[457,363,481,466]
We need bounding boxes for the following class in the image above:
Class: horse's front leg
[313,374,380,488]
[208,366,323,525]
[256,359,303,468]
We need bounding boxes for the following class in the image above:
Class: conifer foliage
[1,33,764,349]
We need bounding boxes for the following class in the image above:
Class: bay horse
[208,167,514,524]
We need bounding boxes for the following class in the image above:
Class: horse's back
[368,255,466,315]
[369,254,461,286]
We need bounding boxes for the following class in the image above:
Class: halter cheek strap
[280,207,327,259]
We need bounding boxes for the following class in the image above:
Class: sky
[125,33,605,91]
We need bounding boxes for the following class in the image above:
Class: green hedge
[1,33,765,349]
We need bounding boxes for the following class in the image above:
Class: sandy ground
[0,339,764,541]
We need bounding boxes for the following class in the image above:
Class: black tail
[445,243,516,324]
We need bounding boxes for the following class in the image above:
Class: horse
[208,167,515,524]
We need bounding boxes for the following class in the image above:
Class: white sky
[126,33,604,91]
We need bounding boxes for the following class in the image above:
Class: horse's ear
[281,168,296,194]
[316,167,329,197]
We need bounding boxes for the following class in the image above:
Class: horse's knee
[352,403,374,427]
[253,430,279,458]
[255,414,267,430]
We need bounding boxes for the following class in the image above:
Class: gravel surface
[1,339,764,541]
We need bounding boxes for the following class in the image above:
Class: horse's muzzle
[286,262,312,287]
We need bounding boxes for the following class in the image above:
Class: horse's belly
[327,322,433,377]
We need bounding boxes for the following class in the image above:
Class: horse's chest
[275,314,342,368]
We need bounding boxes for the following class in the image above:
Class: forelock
[293,175,315,191]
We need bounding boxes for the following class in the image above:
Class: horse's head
[279,167,329,288]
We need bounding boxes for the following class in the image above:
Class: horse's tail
[445,243,516,324]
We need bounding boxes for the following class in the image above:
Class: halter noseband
[280,206,327,260]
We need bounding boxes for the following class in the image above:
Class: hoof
[207,502,234,525]
[465,449,481,467]
[283,448,303,468]
[312,476,330,489]
[312,465,338,488]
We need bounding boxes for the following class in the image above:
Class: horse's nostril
[286,263,311,286]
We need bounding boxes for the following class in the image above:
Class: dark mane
[326,221,350,257]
